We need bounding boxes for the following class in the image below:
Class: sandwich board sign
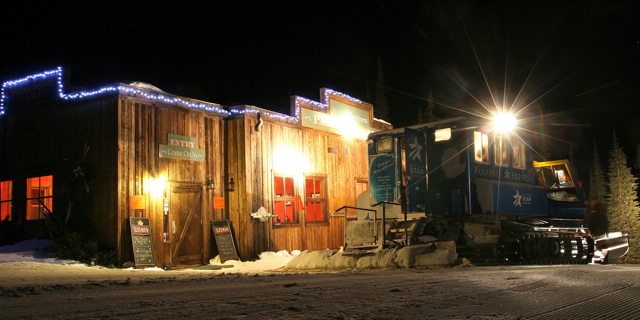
[210,219,240,263]
[129,217,155,268]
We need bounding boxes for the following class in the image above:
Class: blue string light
[229,106,299,122]
[1,68,369,124]
[1,67,230,116]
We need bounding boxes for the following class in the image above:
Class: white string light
[1,67,230,116]
[1,68,367,124]
[229,106,298,122]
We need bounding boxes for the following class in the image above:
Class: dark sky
[2,1,639,167]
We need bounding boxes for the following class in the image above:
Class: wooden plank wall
[0,96,119,246]
[230,114,369,259]
[117,98,225,267]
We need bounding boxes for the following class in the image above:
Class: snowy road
[1,264,640,319]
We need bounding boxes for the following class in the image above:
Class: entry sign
[129,217,155,268]
[211,219,240,263]
[159,134,205,161]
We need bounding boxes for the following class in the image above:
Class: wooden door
[169,183,203,268]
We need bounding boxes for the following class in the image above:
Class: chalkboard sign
[129,217,155,268]
[211,219,240,263]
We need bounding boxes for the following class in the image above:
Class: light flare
[273,145,310,177]
[493,113,517,133]
[149,176,167,198]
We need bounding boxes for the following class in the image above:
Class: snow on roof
[373,117,392,126]
[128,81,165,92]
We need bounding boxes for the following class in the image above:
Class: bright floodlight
[494,113,517,132]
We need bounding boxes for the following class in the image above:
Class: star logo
[513,190,522,207]
[409,137,422,162]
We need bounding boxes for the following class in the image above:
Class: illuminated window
[512,140,526,169]
[273,174,298,224]
[474,131,489,163]
[435,128,451,142]
[494,136,509,167]
[377,137,393,152]
[1,180,12,222]
[356,179,369,198]
[535,164,579,202]
[305,176,327,223]
[26,175,53,220]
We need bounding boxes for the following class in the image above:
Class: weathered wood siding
[228,113,369,259]
[117,98,225,267]
[0,96,119,246]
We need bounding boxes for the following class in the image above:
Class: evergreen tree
[424,92,440,122]
[586,142,608,235]
[374,57,389,122]
[605,132,640,260]
[417,105,425,124]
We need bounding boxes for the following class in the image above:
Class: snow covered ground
[0,239,459,273]
[0,239,77,265]
[2,239,640,319]
[0,239,300,275]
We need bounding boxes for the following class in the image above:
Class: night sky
[2,1,639,174]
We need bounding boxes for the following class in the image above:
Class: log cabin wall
[116,95,226,267]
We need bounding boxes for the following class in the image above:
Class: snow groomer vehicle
[346,115,628,264]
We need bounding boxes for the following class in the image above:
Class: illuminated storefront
[0,68,390,267]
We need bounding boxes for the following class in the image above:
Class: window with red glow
[273,174,298,224]
[26,175,53,220]
[305,176,326,223]
[1,180,12,222]
[356,179,369,198]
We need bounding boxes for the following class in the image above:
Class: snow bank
[206,250,301,273]
[285,244,458,270]
[0,239,78,265]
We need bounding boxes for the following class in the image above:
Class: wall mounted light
[228,173,235,192]
[205,176,215,191]
[149,177,167,198]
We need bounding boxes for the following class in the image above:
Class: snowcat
[343,116,629,264]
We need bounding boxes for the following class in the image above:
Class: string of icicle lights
[0,67,229,116]
[229,89,364,122]
[1,67,367,122]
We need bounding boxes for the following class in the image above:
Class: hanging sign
[129,217,155,268]
[159,134,205,161]
[211,219,240,263]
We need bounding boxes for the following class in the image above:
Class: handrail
[371,201,401,208]
[333,205,377,213]
[330,213,357,218]
[332,205,379,251]
[371,201,402,249]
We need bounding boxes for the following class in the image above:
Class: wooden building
[0,67,391,268]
